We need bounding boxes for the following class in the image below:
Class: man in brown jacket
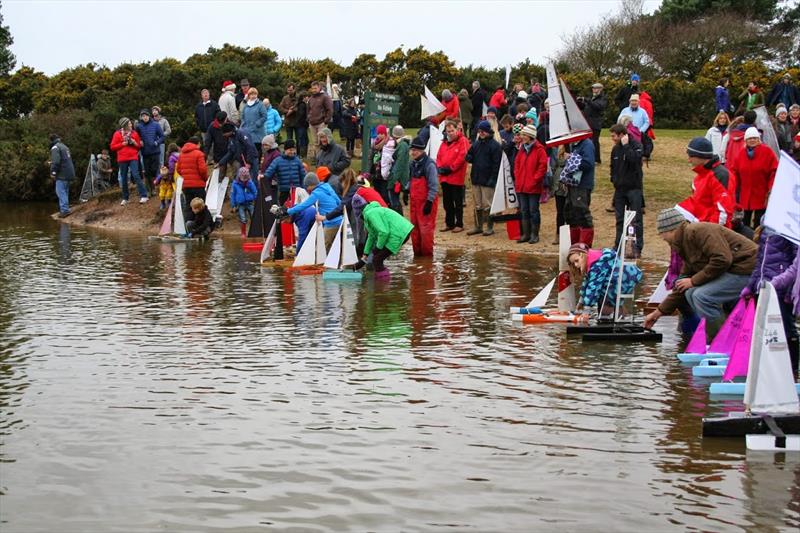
[278,84,298,144]
[307,81,333,160]
[644,208,757,330]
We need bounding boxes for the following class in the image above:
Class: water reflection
[0,203,797,531]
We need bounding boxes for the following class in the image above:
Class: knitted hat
[283,139,296,149]
[512,123,523,135]
[657,208,685,233]
[790,103,800,111]
[520,124,538,138]
[259,134,275,149]
[568,242,589,256]
[525,109,537,120]
[631,74,640,82]
[316,166,331,180]
[376,124,388,135]
[477,120,492,133]
[118,117,131,128]
[744,127,761,140]
[517,90,528,99]
[487,106,497,115]
[303,172,320,189]
[139,108,151,117]
[391,125,405,138]
[410,136,427,149]
[319,127,332,139]
[686,137,714,159]
[776,105,788,117]
[236,166,250,180]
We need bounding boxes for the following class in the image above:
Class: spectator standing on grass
[219,81,239,125]
[295,92,310,159]
[715,78,733,114]
[279,84,299,144]
[458,89,472,130]
[608,124,644,257]
[615,74,640,112]
[727,127,778,229]
[263,98,283,143]
[341,98,359,157]
[195,89,220,134]
[705,112,730,163]
[240,88,267,156]
[767,73,800,110]
[307,81,333,160]
[236,79,250,110]
[465,120,502,237]
[315,128,350,175]
[152,106,171,165]
[774,106,794,153]
[736,81,764,115]
[579,83,607,164]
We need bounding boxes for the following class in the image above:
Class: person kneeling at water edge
[185,197,214,239]
[567,243,642,317]
[644,208,757,331]
[361,201,414,277]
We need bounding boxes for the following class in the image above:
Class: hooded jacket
[49,138,75,181]
[362,201,414,255]
[287,181,342,228]
[679,163,733,226]
[176,142,208,189]
[436,131,469,186]
[728,143,778,211]
[409,153,439,202]
[264,104,282,136]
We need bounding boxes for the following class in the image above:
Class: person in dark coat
[49,133,75,217]
[218,123,259,181]
[615,74,640,112]
[340,99,359,156]
[609,124,644,256]
[580,83,608,163]
[315,127,351,174]
[767,73,800,110]
[204,111,231,174]
[465,120,502,236]
[469,81,488,139]
[135,109,164,195]
[195,89,220,133]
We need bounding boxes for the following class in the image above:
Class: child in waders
[230,166,258,236]
[567,242,642,318]
[186,197,214,240]
[408,136,438,256]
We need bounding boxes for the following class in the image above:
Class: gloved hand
[740,286,752,299]
[271,205,289,219]
[438,166,452,176]
[423,200,433,215]
[353,259,366,271]
[402,191,409,206]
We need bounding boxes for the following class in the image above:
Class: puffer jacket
[240,99,267,144]
[362,201,414,255]
[231,178,258,207]
[436,131,469,186]
[513,141,548,194]
[264,105,282,136]
[466,136,502,187]
[265,154,304,192]
[771,251,800,316]
[658,222,758,314]
[745,231,797,296]
[287,181,342,228]
[176,142,208,189]
[135,119,164,156]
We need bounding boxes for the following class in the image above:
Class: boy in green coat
[362,201,414,277]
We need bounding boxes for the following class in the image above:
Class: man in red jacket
[436,120,469,232]
[678,137,734,227]
[728,127,778,228]
[109,117,147,206]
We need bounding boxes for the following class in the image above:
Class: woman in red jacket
[176,136,209,209]
[513,124,549,244]
[728,127,778,228]
[436,120,469,232]
[109,117,147,205]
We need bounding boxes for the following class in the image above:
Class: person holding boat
[279,172,342,251]
[567,242,643,317]
[360,201,414,277]
[644,208,757,331]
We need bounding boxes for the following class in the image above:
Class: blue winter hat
[477,120,493,133]
[631,73,640,82]
[686,137,714,159]
[487,106,497,115]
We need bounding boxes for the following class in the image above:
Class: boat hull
[709,382,800,396]
[702,413,800,437]
[691,357,729,377]
[677,352,728,364]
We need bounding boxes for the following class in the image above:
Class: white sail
[173,176,186,235]
[260,220,277,262]
[546,63,569,140]
[482,102,488,118]
[293,222,320,267]
[324,223,343,269]
[315,221,327,264]
[424,85,445,113]
[754,106,780,157]
[647,272,670,305]
[557,224,576,312]
[528,277,556,309]
[744,282,800,413]
[505,65,511,90]
[326,73,332,97]
[490,152,517,214]
[205,168,220,212]
[763,153,800,245]
[420,95,445,121]
[215,176,229,217]
[546,63,593,147]
[426,125,443,160]
[340,210,359,266]
[561,77,591,132]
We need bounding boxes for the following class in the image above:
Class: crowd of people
[45,72,800,377]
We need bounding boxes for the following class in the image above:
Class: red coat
[109,129,141,163]
[513,141,548,194]
[356,186,387,207]
[679,164,733,226]
[639,91,656,140]
[729,143,778,211]
[725,128,746,165]
[432,97,461,126]
[436,132,469,186]
[176,142,209,189]
[489,89,507,110]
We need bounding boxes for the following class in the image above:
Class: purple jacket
[746,233,797,295]
[771,250,800,316]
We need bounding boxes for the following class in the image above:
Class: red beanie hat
[376,124,388,135]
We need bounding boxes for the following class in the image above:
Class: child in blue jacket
[231,166,258,236]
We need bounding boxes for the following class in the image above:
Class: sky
[4,0,661,75]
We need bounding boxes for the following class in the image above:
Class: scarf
[717,125,727,134]
[746,146,756,159]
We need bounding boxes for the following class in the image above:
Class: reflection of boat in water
[703,282,800,451]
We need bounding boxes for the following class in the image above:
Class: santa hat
[222,80,236,91]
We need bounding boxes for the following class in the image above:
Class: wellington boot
[517,219,530,243]
[467,209,483,236]
[579,227,595,247]
[482,212,495,236]
[240,222,247,238]
[570,226,580,245]
[528,224,540,244]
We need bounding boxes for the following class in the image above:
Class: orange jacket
[432,97,461,126]
[176,142,208,189]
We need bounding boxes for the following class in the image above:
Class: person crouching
[186,197,214,240]
[361,201,414,279]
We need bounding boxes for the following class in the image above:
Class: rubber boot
[240,222,247,238]
[467,209,483,236]
[579,227,594,247]
[482,210,495,236]
[517,219,530,243]
[528,224,539,244]
[570,226,580,244]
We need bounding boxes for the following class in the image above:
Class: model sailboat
[425,124,444,160]
[259,220,278,263]
[545,63,593,148]
[490,152,518,215]
[322,211,362,280]
[420,85,446,120]
[292,205,327,270]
